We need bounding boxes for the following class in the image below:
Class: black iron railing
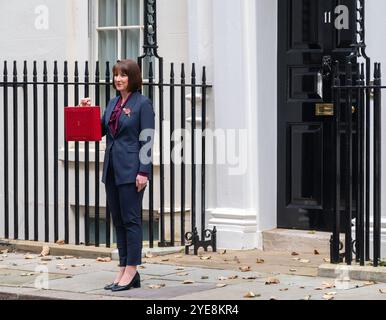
[0,59,213,253]
[331,60,383,266]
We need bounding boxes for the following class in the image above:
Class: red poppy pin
[123,107,131,117]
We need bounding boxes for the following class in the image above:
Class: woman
[80,59,155,292]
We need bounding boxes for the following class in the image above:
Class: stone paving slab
[137,263,197,277]
[42,271,117,293]
[158,267,264,285]
[88,278,218,300]
[0,268,67,287]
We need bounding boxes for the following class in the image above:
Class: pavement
[1,247,386,300]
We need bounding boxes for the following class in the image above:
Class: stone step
[262,229,331,254]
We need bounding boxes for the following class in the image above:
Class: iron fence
[0,59,213,252]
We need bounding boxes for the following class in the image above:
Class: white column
[206,0,259,250]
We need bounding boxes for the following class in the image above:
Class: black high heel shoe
[104,282,118,290]
[111,272,141,292]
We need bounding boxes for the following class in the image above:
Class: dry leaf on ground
[175,267,185,271]
[289,269,297,272]
[21,272,35,276]
[139,265,146,269]
[145,253,154,258]
[40,246,50,257]
[41,257,52,261]
[302,295,311,300]
[200,256,211,260]
[379,289,386,294]
[323,258,330,263]
[177,272,189,276]
[270,297,278,300]
[242,275,258,280]
[228,275,238,280]
[233,256,241,264]
[218,276,228,281]
[56,240,65,245]
[291,252,299,256]
[161,258,169,262]
[256,258,265,264]
[174,255,183,259]
[244,291,260,298]
[1,249,9,254]
[314,249,320,255]
[265,277,280,285]
[64,255,74,259]
[24,254,36,260]
[239,266,251,272]
[299,259,310,264]
[201,276,209,280]
[96,257,111,262]
[182,280,195,284]
[148,284,166,289]
[279,288,289,291]
[216,283,227,288]
[322,282,335,289]
[219,250,227,255]
[308,231,316,234]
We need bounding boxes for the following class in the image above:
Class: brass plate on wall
[315,103,334,116]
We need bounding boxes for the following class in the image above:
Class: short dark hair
[112,59,142,92]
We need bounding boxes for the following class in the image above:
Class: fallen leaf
[219,250,227,255]
[216,283,227,288]
[292,257,300,261]
[291,252,299,256]
[270,297,278,300]
[256,258,265,264]
[314,249,320,255]
[96,257,111,262]
[161,258,169,262]
[364,281,376,286]
[200,256,211,260]
[174,255,183,259]
[148,284,166,289]
[71,264,86,267]
[228,275,238,280]
[21,272,35,276]
[323,258,330,263]
[323,292,336,300]
[145,253,154,258]
[379,289,386,294]
[56,240,65,245]
[40,246,50,257]
[265,277,280,285]
[41,257,52,261]
[233,256,241,264]
[299,286,305,289]
[176,272,189,276]
[65,275,73,279]
[38,262,48,265]
[1,249,9,254]
[279,288,289,291]
[64,255,74,259]
[183,280,195,284]
[201,276,209,280]
[322,282,335,289]
[299,259,310,264]
[24,254,36,260]
[325,291,337,296]
[175,267,185,271]
[308,230,316,234]
[239,266,251,272]
[242,275,258,280]
[289,269,297,272]
[244,291,260,298]
[218,276,228,281]
[302,295,311,300]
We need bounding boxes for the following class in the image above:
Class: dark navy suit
[101,91,155,266]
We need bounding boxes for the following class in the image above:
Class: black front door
[277,0,357,231]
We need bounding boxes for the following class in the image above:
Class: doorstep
[318,263,386,283]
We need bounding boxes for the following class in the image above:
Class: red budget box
[64,106,102,142]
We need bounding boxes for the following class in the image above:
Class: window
[91,0,143,77]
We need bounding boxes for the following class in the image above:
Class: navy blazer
[101,91,155,185]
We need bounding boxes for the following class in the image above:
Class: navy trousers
[105,151,145,267]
